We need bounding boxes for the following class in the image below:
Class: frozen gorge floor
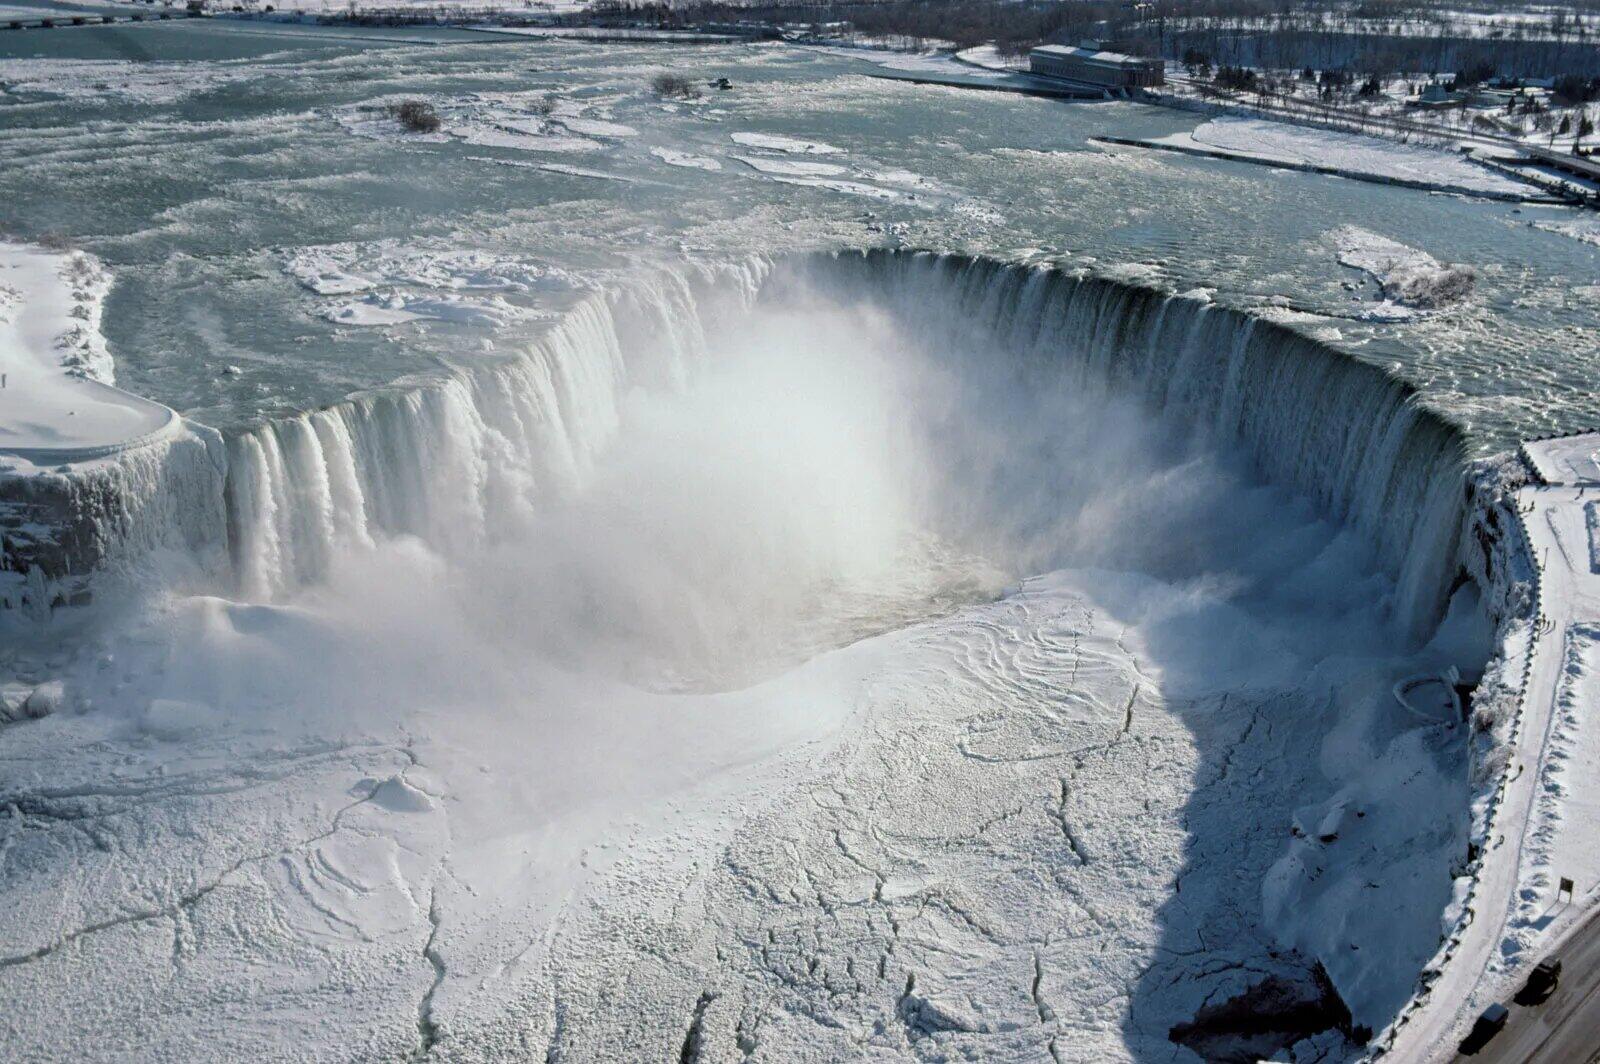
[0,564,1467,1063]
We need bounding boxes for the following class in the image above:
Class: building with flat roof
[1029,44,1164,90]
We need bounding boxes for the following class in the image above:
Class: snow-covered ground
[1158,63,1600,171]
[1161,7,1600,43]
[0,242,173,464]
[1503,448,1600,962]
[1152,116,1534,198]
[812,43,1013,82]
[954,44,1028,73]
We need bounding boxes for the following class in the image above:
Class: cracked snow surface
[0,565,1469,1061]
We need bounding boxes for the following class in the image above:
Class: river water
[1,16,1596,447]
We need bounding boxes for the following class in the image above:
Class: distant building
[1029,44,1164,90]
[1411,83,1466,109]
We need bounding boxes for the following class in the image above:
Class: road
[1459,903,1600,1063]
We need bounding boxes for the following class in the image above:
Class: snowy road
[1461,902,1600,1062]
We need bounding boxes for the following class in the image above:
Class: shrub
[1213,66,1257,92]
[651,73,701,100]
[392,99,441,133]
[1474,743,1510,787]
[1391,264,1475,309]
[1472,701,1500,735]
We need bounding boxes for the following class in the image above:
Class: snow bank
[0,242,227,614]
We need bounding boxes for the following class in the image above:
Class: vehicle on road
[1459,1003,1510,1055]
[1514,959,1562,1006]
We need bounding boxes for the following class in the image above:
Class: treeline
[1159,26,1600,78]
[586,0,1600,77]
[586,0,1131,52]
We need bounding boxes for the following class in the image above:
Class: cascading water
[785,250,1469,640]
[5,250,1472,648]
[222,260,771,604]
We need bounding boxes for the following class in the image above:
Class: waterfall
[4,250,1470,640]
[223,258,772,602]
[784,250,1469,639]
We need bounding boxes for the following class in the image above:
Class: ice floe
[730,131,843,155]
[650,146,722,171]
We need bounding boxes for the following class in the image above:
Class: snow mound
[0,241,176,462]
[370,775,436,813]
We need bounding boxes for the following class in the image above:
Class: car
[1459,1002,1510,1055]
[1516,959,1562,1005]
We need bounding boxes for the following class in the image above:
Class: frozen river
[0,16,1595,1064]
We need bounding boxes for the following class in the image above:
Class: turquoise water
[0,22,1595,443]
